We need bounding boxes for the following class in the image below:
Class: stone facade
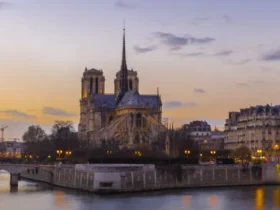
[19,163,280,193]
[225,104,280,160]
[78,29,166,149]
[181,121,225,151]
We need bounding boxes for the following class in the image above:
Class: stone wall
[20,164,278,193]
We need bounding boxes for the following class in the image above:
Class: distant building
[200,130,225,151]
[0,140,23,158]
[224,104,280,160]
[181,121,225,151]
[181,121,212,143]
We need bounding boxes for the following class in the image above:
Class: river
[0,170,280,210]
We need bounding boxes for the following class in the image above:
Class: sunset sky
[1,0,280,140]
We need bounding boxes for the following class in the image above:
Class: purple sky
[1,0,280,139]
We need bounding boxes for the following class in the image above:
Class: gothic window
[95,77,99,93]
[129,79,133,90]
[130,113,134,128]
[136,113,142,127]
[90,77,93,93]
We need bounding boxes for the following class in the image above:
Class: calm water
[0,171,280,210]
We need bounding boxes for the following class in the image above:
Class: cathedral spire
[120,21,128,92]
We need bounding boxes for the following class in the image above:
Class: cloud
[0,110,36,119]
[114,0,136,8]
[134,45,157,54]
[261,49,280,61]
[251,80,265,84]
[222,15,232,23]
[154,32,215,51]
[236,82,249,87]
[229,58,252,65]
[163,101,198,109]
[186,52,205,57]
[236,59,252,65]
[215,50,233,56]
[194,88,206,93]
[191,17,210,25]
[173,52,205,57]
[43,107,76,117]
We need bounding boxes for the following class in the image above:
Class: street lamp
[184,150,191,155]
[210,150,216,155]
[106,150,112,155]
[56,150,63,158]
[65,151,72,156]
[134,151,142,156]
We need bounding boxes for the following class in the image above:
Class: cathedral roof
[92,93,160,109]
[117,89,148,108]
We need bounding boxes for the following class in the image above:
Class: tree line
[22,120,79,161]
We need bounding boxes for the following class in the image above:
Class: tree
[230,145,251,161]
[22,125,46,143]
[50,121,79,150]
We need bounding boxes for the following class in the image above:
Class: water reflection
[1,170,280,210]
[54,191,72,209]
[255,187,264,210]
[273,187,280,208]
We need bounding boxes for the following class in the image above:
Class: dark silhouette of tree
[230,145,251,161]
[50,121,79,150]
[22,125,46,143]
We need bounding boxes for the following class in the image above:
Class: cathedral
[78,28,167,149]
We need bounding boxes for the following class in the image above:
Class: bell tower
[81,67,105,99]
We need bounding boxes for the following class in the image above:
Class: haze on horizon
[1,0,280,140]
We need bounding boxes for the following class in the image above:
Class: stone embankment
[20,163,280,193]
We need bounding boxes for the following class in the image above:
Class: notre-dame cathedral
[78,28,167,149]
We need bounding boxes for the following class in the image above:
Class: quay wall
[20,164,280,193]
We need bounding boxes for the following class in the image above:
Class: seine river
[1,171,280,210]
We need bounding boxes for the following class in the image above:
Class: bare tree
[22,125,46,144]
[50,121,79,150]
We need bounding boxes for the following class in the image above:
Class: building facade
[78,28,167,149]
[181,121,225,151]
[0,140,23,158]
[225,104,280,160]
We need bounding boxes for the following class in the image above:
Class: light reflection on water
[1,170,280,210]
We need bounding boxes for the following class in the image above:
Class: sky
[1,0,280,140]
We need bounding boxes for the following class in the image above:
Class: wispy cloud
[236,82,249,88]
[228,58,252,65]
[163,101,198,109]
[114,0,137,8]
[222,15,232,23]
[0,110,36,119]
[0,1,11,8]
[191,17,210,25]
[154,32,215,51]
[43,107,76,117]
[134,45,157,54]
[251,80,265,84]
[261,49,280,61]
[215,50,233,56]
[173,52,205,57]
[194,88,206,93]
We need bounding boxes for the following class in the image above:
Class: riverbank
[19,163,280,194]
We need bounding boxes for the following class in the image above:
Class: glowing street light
[184,150,191,155]
[210,150,216,155]
[56,150,63,158]
[65,151,72,156]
